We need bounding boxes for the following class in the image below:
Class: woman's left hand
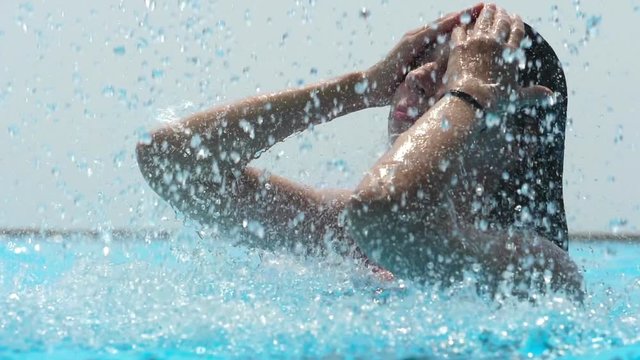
[443,5,553,112]
[363,3,484,107]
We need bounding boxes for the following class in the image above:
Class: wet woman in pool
[136,4,584,299]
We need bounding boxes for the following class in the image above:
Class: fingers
[460,3,485,22]
[475,3,496,32]
[518,85,554,108]
[491,7,511,41]
[508,14,525,49]
[433,3,485,32]
[451,25,467,46]
[404,3,483,39]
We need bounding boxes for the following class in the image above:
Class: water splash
[1,234,639,358]
[112,45,126,55]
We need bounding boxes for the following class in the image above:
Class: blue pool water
[1,233,639,359]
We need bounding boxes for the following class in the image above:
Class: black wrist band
[447,90,485,113]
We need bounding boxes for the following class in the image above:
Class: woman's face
[388,41,450,143]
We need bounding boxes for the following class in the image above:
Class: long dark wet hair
[506,24,569,250]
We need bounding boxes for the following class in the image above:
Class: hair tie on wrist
[447,90,485,113]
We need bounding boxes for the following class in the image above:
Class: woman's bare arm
[347,95,482,276]
[347,6,583,299]
[135,6,483,253]
[136,72,368,251]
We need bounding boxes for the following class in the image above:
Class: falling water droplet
[137,130,152,145]
[7,124,19,138]
[144,0,156,11]
[244,9,251,26]
[102,85,115,97]
[614,125,623,144]
[608,218,628,233]
[586,15,602,38]
[113,150,126,168]
[247,220,265,239]
[359,7,370,20]
[112,45,126,55]
[151,69,164,79]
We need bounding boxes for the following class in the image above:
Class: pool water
[1,233,639,359]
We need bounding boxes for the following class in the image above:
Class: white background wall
[0,0,638,233]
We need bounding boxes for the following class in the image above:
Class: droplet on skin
[441,117,450,131]
[354,79,369,94]
[190,134,202,148]
[459,12,471,25]
[238,119,255,139]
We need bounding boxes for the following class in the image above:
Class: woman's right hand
[363,4,484,107]
[443,4,552,112]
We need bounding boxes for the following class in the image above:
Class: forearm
[140,71,372,177]
[346,96,479,276]
[352,95,478,208]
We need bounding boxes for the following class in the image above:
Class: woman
[136,4,583,299]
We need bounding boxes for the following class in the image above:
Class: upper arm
[209,166,353,251]
[136,140,353,252]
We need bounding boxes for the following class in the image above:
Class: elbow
[135,137,157,183]
[135,129,173,192]
[346,188,397,250]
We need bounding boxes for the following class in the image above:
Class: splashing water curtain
[1,1,639,359]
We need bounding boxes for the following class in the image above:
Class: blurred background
[0,0,637,235]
